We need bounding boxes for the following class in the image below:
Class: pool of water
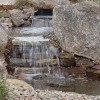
[23,72,100,96]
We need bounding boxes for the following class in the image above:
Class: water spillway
[3,8,81,93]
[34,9,53,16]
[11,36,50,67]
[5,12,100,96]
[6,14,72,87]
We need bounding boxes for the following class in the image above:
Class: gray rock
[31,0,58,9]
[0,0,16,5]
[0,26,8,50]
[1,22,12,28]
[31,0,70,9]
[9,9,24,18]
[58,0,70,5]
[4,18,11,23]
[9,9,34,27]
[9,9,25,27]
[22,21,31,27]
[0,17,5,23]
[1,18,13,28]
[0,54,7,83]
[53,1,100,62]
[23,8,34,20]
[11,17,25,27]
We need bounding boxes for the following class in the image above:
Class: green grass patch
[0,83,8,100]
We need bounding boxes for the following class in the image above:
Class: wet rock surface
[53,1,100,62]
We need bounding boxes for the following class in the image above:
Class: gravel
[6,79,100,100]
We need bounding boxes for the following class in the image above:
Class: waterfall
[32,15,52,27]
[8,14,70,86]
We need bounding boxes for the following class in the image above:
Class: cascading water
[7,13,74,87]
[11,36,50,66]
[5,10,100,96]
[32,16,52,27]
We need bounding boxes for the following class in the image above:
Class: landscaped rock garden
[0,8,34,28]
[0,0,100,100]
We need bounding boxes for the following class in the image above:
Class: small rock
[11,17,25,27]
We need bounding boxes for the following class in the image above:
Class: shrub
[0,83,8,100]
[14,0,33,9]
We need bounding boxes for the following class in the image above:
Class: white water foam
[16,27,53,35]
[12,36,49,43]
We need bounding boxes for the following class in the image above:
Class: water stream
[8,16,68,84]
[7,15,100,96]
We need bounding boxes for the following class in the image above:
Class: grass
[14,0,33,9]
[0,83,8,100]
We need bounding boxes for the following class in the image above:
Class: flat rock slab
[53,1,100,62]
[86,69,100,80]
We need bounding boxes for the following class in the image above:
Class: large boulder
[0,29,8,83]
[0,26,8,50]
[0,0,16,5]
[31,0,70,9]
[23,8,34,19]
[11,17,25,27]
[9,9,25,27]
[9,9,24,18]
[0,54,7,83]
[31,0,58,9]
[53,1,100,62]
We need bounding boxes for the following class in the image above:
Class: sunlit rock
[9,8,34,27]
[0,54,7,83]
[0,0,16,5]
[53,1,100,62]
[7,79,38,99]
[0,26,8,50]
[31,0,70,9]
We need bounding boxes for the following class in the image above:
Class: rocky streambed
[6,79,100,100]
[5,25,100,97]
